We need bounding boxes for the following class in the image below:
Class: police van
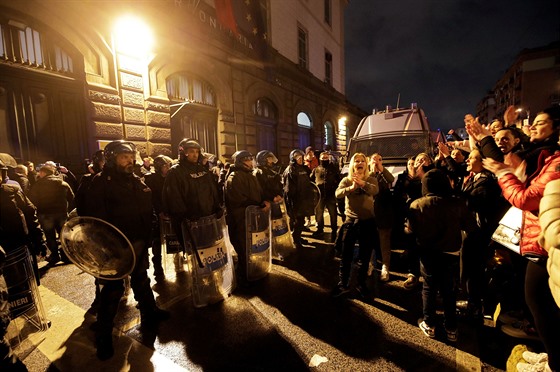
[343,103,434,184]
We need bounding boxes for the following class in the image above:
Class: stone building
[0,0,365,172]
[477,41,560,125]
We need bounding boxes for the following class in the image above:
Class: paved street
[14,225,531,372]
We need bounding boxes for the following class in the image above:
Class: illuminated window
[324,121,334,147]
[166,74,216,106]
[253,98,277,120]
[297,112,312,149]
[0,20,74,74]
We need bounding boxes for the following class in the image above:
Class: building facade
[477,41,560,125]
[0,0,364,172]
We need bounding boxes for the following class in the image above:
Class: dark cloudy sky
[344,0,560,131]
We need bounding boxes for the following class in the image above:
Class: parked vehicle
[343,103,434,183]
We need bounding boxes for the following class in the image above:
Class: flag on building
[215,0,268,60]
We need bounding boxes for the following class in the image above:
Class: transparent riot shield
[182,215,235,308]
[160,218,187,277]
[4,245,49,357]
[270,200,295,261]
[60,217,135,280]
[246,206,272,281]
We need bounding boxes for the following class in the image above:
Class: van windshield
[348,133,429,163]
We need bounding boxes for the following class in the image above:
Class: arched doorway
[297,111,312,150]
[167,73,218,157]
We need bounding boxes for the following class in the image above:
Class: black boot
[140,306,170,325]
[96,334,114,360]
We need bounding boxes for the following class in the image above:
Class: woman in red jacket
[483,106,560,372]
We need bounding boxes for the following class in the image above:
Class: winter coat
[283,163,316,217]
[372,168,395,229]
[461,170,508,239]
[162,159,222,221]
[310,161,341,201]
[254,165,283,202]
[0,184,45,252]
[409,169,477,253]
[539,179,560,307]
[335,175,378,221]
[84,168,153,244]
[499,150,560,258]
[28,175,74,215]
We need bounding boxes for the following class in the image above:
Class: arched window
[0,21,75,75]
[167,73,218,156]
[166,74,216,106]
[297,112,312,150]
[324,121,334,148]
[253,98,278,152]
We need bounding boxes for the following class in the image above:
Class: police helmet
[92,150,105,164]
[289,149,305,163]
[104,140,136,168]
[153,155,173,172]
[256,150,278,167]
[232,150,254,169]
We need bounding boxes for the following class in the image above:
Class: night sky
[344,0,560,131]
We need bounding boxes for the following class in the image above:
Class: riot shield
[245,205,272,281]
[60,216,135,280]
[270,200,295,260]
[4,245,49,356]
[160,218,187,277]
[182,215,235,307]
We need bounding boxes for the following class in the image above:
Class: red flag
[215,0,239,35]
[215,0,268,59]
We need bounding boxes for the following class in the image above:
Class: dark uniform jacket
[225,166,264,226]
[254,165,283,202]
[283,163,315,217]
[144,172,166,214]
[0,184,45,253]
[162,159,222,221]
[28,175,74,215]
[84,168,153,244]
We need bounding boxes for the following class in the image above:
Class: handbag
[491,206,522,254]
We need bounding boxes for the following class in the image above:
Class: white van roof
[354,107,430,137]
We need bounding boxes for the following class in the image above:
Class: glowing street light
[113,15,153,59]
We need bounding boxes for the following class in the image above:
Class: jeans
[38,213,67,257]
[525,260,560,370]
[339,218,379,287]
[315,197,337,233]
[420,249,458,329]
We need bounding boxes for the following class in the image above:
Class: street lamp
[113,15,153,59]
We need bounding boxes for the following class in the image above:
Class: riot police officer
[254,150,283,202]
[162,139,222,252]
[283,149,316,248]
[225,150,269,284]
[84,140,169,360]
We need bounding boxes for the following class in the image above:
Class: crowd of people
[1,104,559,371]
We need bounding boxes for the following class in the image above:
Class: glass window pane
[297,112,311,128]
[33,29,42,65]
[19,30,28,62]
